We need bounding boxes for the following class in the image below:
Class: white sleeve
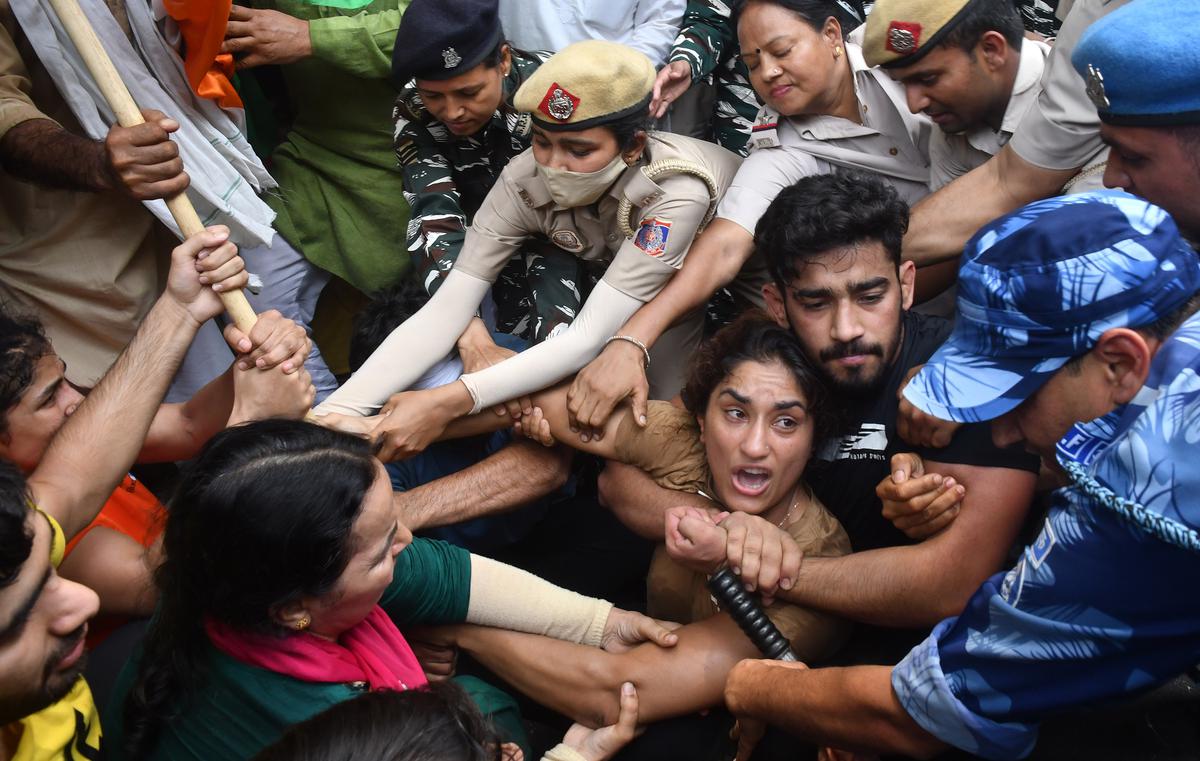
[313,269,491,416]
[459,281,642,413]
[628,0,687,66]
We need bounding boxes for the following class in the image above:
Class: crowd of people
[2,0,1199,758]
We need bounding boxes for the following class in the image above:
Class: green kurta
[257,0,412,292]
[102,539,528,760]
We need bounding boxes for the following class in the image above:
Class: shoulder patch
[633,218,672,257]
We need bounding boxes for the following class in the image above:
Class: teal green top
[102,539,526,760]
[255,0,413,292]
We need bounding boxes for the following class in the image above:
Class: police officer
[392,0,583,348]
[318,40,742,459]
[1070,0,1200,241]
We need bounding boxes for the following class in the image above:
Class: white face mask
[537,154,628,208]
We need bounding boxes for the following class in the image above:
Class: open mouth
[732,467,771,497]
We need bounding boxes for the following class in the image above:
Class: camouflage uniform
[666,0,760,156]
[393,49,595,343]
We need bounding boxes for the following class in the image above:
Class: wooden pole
[44,0,258,333]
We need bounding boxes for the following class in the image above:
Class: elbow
[531,445,573,494]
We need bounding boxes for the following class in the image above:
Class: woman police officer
[316,40,742,460]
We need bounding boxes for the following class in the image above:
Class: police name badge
[551,229,587,253]
[1085,64,1110,110]
[633,218,672,257]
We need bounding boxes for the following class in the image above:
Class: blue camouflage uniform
[896,191,1200,760]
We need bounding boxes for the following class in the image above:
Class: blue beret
[1071,0,1200,126]
[391,0,504,88]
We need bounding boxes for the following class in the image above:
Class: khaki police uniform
[717,41,932,239]
[1007,0,1130,173]
[929,39,1050,191]
[460,130,742,394]
[317,130,743,416]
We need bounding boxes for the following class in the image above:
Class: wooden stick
[44,0,258,333]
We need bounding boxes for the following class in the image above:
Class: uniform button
[607,234,618,242]
[862,103,869,112]
[888,147,899,156]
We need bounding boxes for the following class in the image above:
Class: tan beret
[862,0,977,68]
[514,40,655,130]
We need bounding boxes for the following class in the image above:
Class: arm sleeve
[716,147,823,235]
[307,9,402,79]
[459,280,643,412]
[667,0,736,82]
[1006,0,1110,171]
[0,19,52,139]
[917,423,1041,474]
[466,555,612,646]
[628,0,687,67]
[395,115,469,297]
[313,268,490,416]
[379,538,472,626]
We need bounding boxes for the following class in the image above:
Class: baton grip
[707,568,797,661]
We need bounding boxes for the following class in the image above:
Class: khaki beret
[514,40,655,131]
[862,0,978,68]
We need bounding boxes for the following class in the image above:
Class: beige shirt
[928,40,1051,192]
[615,402,853,661]
[1007,0,1130,172]
[717,42,932,237]
[0,0,162,386]
[462,131,743,303]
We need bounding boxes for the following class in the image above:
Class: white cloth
[498,0,685,66]
[9,0,278,247]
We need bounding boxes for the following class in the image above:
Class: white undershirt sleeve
[313,269,491,416]
[459,280,643,413]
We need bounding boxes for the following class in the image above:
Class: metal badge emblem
[442,47,462,69]
[1086,64,1110,110]
[885,21,922,55]
[539,83,579,121]
[550,229,586,252]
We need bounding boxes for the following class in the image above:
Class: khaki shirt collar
[786,43,912,142]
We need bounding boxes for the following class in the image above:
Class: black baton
[707,567,797,661]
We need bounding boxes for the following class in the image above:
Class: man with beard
[602,172,1040,663]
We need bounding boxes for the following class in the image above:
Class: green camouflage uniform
[393,49,596,343]
[667,0,761,157]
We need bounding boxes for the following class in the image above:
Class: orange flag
[161,0,242,108]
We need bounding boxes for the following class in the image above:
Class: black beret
[391,0,504,88]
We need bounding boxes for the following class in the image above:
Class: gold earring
[295,616,310,631]
[834,45,843,59]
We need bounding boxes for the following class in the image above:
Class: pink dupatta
[205,606,428,691]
